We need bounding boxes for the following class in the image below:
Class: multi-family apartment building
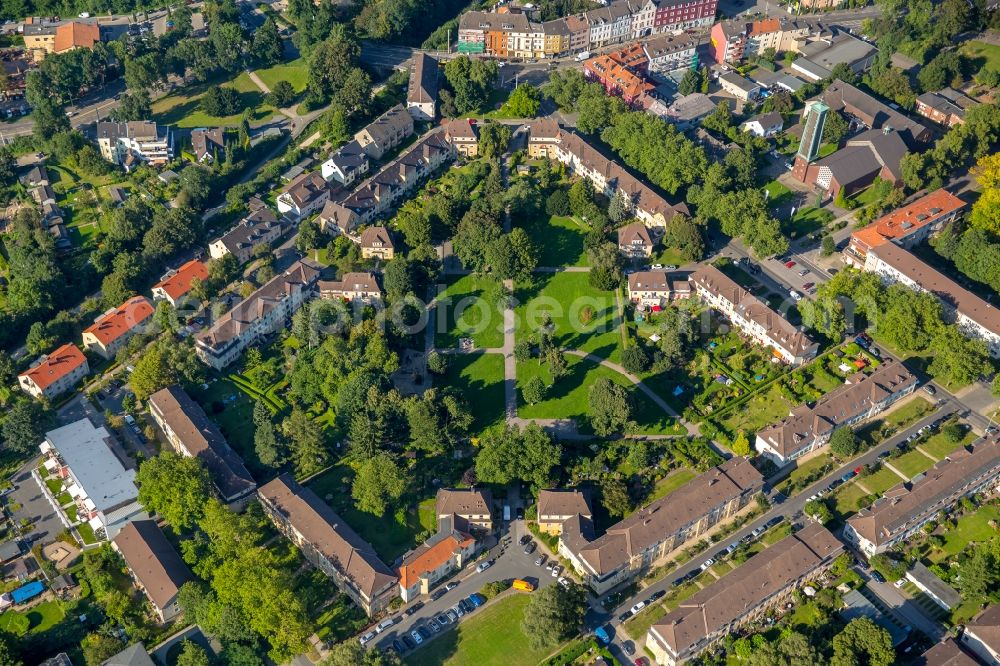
[435,488,493,535]
[843,188,965,267]
[151,260,210,307]
[96,121,173,170]
[360,226,395,260]
[39,418,145,541]
[844,434,1000,556]
[863,242,1000,358]
[689,265,818,365]
[195,259,322,370]
[398,530,476,602]
[147,385,257,505]
[258,474,398,616]
[112,520,194,623]
[583,44,655,106]
[18,343,90,400]
[82,296,155,360]
[915,88,979,128]
[406,53,438,121]
[354,104,414,160]
[646,524,843,665]
[586,0,636,48]
[710,18,811,64]
[618,222,655,257]
[277,171,330,220]
[208,208,283,264]
[627,271,692,308]
[822,80,932,145]
[755,360,918,465]
[318,272,383,305]
[558,458,763,594]
[23,19,101,58]
[961,604,1000,665]
[643,32,701,79]
[443,118,480,157]
[321,140,370,186]
[536,490,592,535]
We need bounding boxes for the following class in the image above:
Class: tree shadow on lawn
[522,216,585,266]
[402,626,459,665]
[155,87,270,126]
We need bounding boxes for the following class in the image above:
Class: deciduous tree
[136,452,213,530]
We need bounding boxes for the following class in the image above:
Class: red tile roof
[19,343,87,390]
[84,296,155,346]
[851,189,965,253]
[53,22,100,53]
[398,531,475,588]
[153,260,209,302]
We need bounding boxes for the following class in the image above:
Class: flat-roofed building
[407,53,438,121]
[905,561,961,611]
[112,520,193,622]
[627,270,692,308]
[844,433,1000,555]
[961,604,1000,666]
[258,473,398,616]
[560,458,763,594]
[18,343,90,400]
[96,121,173,170]
[355,104,414,160]
[152,260,210,307]
[82,296,155,360]
[791,32,878,82]
[646,524,843,665]
[755,360,917,465]
[864,243,1000,358]
[690,265,818,365]
[147,385,256,505]
[718,72,763,103]
[536,490,591,535]
[317,272,382,304]
[209,208,282,264]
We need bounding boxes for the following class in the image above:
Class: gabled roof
[357,104,414,147]
[53,21,100,52]
[398,530,475,588]
[152,260,209,302]
[84,296,155,346]
[19,343,88,391]
[408,53,438,106]
[318,272,381,296]
[281,171,327,208]
[326,139,367,172]
[746,111,783,129]
[360,225,394,249]
[915,638,979,666]
[102,643,155,666]
[113,520,193,611]
[822,80,930,145]
[443,118,478,142]
[627,270,690,294]
[966,604,1000,659]
[216,208,280,255]
[537,489,591,520]
[617,222,653,247]
[191,128,225,158]
[436,488,491,518]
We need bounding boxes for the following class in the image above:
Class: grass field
[437,353,505,434]
[892,449,936,479]
[521,215,589,267]
[0,600,65,634]
[929,504,1000,563]
[832,481,870,518]
[777,452,834,494]
[649,468,697,502]
[716,384,794,437]
[255,56,309,94]
[152,72,275,127]
[435,275,505,349]
[405,594,553,666]
[515,271,622,362]
[960,40,1000,72]
[920,428,974,460]
[860,466,906,495]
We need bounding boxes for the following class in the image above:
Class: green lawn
[859,467,906,496]
[892,449,936,479]
[435,275,505,349]
[649,468,697,502]
[517,353,682,436]
[152,72,276,127]
[715,384,794,437]
[192,378,260,473]
[885,397,933,428]
[405,594,554,665]
[515,272,622,362]
[624,577,704,640]
[521,215,589,268]
[0,600,65,635]
[255,56,309,94]
[436,353,505,434]
[960,40,1000,72]
[920,428,975,460]
[763,179,792,206]
[777,453,834,494]
[651,246,688,267]
[929,504,1000,563]
[832,481,870,518]
[77,522,97,545]
[783,206,833,238]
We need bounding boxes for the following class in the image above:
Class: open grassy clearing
[152,72,276,127]
[860,466,906,495]
[960,40,1000,71]
[436,352,506,434]
[928,504,1000,563]
[520,215,589,268]
[434,274,505,349]
[891,448,936,479]
[648,468,697,502]
[920,428,975,459]
[255,56,309,93]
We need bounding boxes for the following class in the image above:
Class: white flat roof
[44,419,138,514]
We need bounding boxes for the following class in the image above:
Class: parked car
[410,630,424,645]
[446,581,460,591]
[630,601,646,614]
[451,603,464,618]
[784,260,796,268]
[798,269,810,276]
[359,631,377,646]
[404,602,424,616]
[872,571,886,583]
[523,541,537,555]
[375,617,396,633]
[700,557,715,570]
[624,641,636,656]
[402,635,416,650]
[551,565,562,577]
[922,384,937,395]
[436,613,450,625]
[535,555,546,566]
[391,638,405,653]
[519,534,532,545]
[475,560,493,573]
[428,619,441,633]
[558,577,570,588]
[468,593,487,608]
[619,610,633,622]
[431,588,447,601]
[417,626,431,639]
[648,590,666,602]
[445,610,457,623]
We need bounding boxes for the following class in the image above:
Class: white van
[375,617,396,633]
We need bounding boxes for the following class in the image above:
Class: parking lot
[6,458,69,548]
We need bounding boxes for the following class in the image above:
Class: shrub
[480,580,509,599]
[202,87,242,117]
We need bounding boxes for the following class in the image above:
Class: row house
[863,242,1000,358]
[915,88,979,128]
[39,419,145,541]
[82,296,155,360]
[843,188,965,268]
[194,259,322,370]
[96,121,173,170]
[18,343,90,401]
[558,458,763,594]
[755,360,917,466]
[355,103,415,160]
[318,272,383,305]
[259,474,399,616]
[690,265,818,365]
[152,260,210,307]
[649,0,717,32]
[643,32,701,80]
[586,0,636,49]
[321,140,369,186]
[844,433,1000,556]
[277,171,330,220]
[627,270,692,308]
[209,208,283,264]
[112,520,194,623]
[647,524,843,665]
[709,18,814,65]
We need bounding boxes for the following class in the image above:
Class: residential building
[318,272,383,304]
[800,0,843,7]
[664,93,716,130]
[718,72,763,103]
[627,271,692,308]
[843,188,965,267]
[82,296,155,360]
[822,80,931,145]
[277,171,329,219]
[642,32,700,80]
[536,490,591,535]
[650,0,717,32]
[646,524,843,665]
[258,474,398,616]
[586,0,635,49]
[321,140,369,186]
[18,343,90,400]
[844,434,1000,555]
[147,385,257,504]
[917,639,980,666]
[755,360,917,465]
[443,118,480,157]
[618,222,655,257]
[526,117,562,158]
[112,520,193,623]
[791,32,878,82]
[190,128,225,163]
[905,562,961,611]
[397,530,476,602]
[96,121,173,170]
[39,419,144,541]
[741,111,783,137]
[360,226,395,260]
[795,128,908,198]
[710,18,804,64]
[559,458,764,594]
[23,19,101,57]
[436,488,492,534]
[195,259,322,370]
[316,200,361,237]
[101,643,156,666]
[564,14,591,53]
[151,260,210,307]
[354,104,414,160]
[689,265,818,365]
[915,88,979,128]
[863,242,1000,358]
[583,44,655,106]
[542,19,571,57]
[751,68,807,94]
[962,604,1000,666]
[407,53,438,121]
[209,208,282,264]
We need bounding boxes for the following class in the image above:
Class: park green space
[517,353,683,436]
[255,56,309,94]
[959,40,1000,71]
[404,594,554,666]
[152,72,276,127]
[435,275,505,349]
[436,353,505,434]
[891,448,936,479]
[859,466,906,495]
[520,215,589,267]
[919,426,975,459]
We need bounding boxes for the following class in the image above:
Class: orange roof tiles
[19,343,87,390]
[84,296,154,346]
[749,18,780,35]
[851,188,965,253]
[398,532,475,588]
[53,22,100,53]
[153,260,209,302]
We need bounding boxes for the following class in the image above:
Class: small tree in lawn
[828,426,859,459]
[821,234,836,257]
[521,581,587,649]
[522,376,547,404]
[942,422,964,443]
[731,430,751,457]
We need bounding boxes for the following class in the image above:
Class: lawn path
[247,70,271,94]
[883,460,910,482]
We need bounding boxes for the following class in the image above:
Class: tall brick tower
[792,100,829,184]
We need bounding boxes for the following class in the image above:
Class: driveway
[6,458,68,548]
